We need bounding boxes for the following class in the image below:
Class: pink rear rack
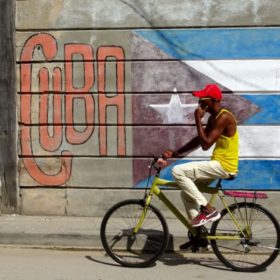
[223,191,268,199]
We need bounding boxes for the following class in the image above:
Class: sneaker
[179,240,193,250]
[191,206,221,227]
[179,238,209,251]
[179,226,209,251]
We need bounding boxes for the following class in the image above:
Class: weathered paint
[136,160,280,190]
[15,0,280,215]
[16,0,280,29]
[137,28,280,60]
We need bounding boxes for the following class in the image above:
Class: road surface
[0,247,279,280]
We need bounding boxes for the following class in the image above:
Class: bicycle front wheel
[100,199,169,267]
[211,202,280,272]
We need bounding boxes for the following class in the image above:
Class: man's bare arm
[173,136,201,157]
[163,133,205,159]
[196,112,227,150]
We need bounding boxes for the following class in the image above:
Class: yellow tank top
[211,109,239,173]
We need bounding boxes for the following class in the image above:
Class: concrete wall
[16,0,280,216]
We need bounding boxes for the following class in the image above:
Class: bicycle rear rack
[224,191,268,199]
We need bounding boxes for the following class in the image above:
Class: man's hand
[157,157,168,167]
[162,150,174,159]
[195,105,208,120]
[156,149,175,167]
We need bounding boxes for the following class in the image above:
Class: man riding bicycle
[161,84,239,237]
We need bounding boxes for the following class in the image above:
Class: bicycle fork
[132,191,154,234]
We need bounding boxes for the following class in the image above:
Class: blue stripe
[136,28,280,60]
[135,160,280,190]
[242,95,280,125]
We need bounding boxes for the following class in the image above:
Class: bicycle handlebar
[148,154,167,174]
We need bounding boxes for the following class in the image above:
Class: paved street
[0,247,279,280]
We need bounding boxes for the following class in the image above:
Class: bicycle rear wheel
[211,202,280,272]
[100,199,169,267]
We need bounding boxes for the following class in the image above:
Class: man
[162,84,239,230]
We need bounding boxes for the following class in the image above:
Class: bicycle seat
[216,174,236,187]
[225,174,237,181]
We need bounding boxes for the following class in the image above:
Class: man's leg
[172,161,208,220]
[172,160,229,225]
[180,187,204,221]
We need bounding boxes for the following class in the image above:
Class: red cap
[193,84,222,100]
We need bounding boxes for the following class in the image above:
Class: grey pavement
[0,214,189,250]
[1,248,280,280]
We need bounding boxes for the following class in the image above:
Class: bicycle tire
[210,202,280,272]
[100,199,169,267]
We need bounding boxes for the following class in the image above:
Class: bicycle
[100,156,280,272]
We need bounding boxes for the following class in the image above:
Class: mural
[132,28,280,190]
[19,33,127,186]
[18,28,280,190]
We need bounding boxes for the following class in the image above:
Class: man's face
[198,97,213,111]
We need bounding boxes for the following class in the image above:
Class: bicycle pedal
[179,240,193,250]
[191,246,199,253]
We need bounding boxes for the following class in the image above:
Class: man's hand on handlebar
[162,150,176,159]
[157,157,168,167]
[156,149,176,167]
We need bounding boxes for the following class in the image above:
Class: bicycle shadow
[159,234,232,271]
[85,251,229,271]
[85,233,267,272]
[85,255,157,268]
[161,234,267,272]
[85,255,125,267]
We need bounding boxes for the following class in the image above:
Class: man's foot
[179,238,209,251]
[179,226,209,251]
[179,240,193,250]
[191,205,221,227]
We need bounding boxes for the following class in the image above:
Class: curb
[0,215,188,251]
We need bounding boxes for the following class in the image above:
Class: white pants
[172,160,231,220]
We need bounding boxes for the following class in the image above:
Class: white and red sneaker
[192,206,221,227]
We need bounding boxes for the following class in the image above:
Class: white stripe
[184,60,280,91]
[188,126,280,157]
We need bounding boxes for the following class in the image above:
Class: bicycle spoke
[100,200,169,267]
[211,203,280,272]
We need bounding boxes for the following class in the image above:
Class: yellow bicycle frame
[134,174,245,241]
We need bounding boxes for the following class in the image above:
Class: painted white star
[149,88,197,124]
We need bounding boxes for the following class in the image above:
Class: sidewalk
[0,215,188,250]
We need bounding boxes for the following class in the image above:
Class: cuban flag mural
[132,28,280,190]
